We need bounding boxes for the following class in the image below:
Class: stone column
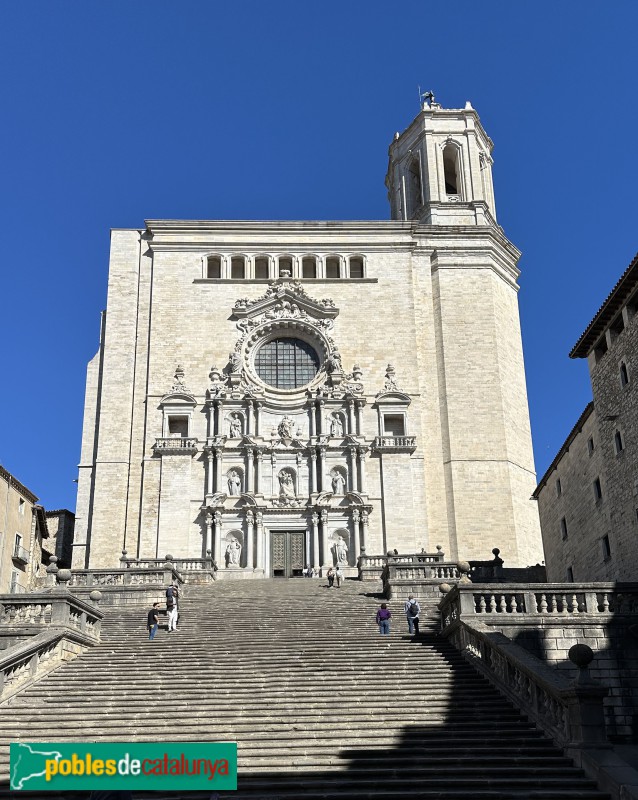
[348,400,355,435]
[205,513,213,555]
[246,448,254,493]
[256,511,264,570]
[357,448,368,494]
[255,449,263,494]
[348,448,357,491]
[215,448,223,493]
[320,508,329,569]
[352,508,361,563]
[255,402,262,438]
[246,400,253,436]
[361,510,369,553]
[317,447,326,492]
[308,403,316,437]
[214,400,223,436]
[213,511,223,565]
[310,450,318,494]
[245,510,255,570]
[206,451,215,496]
[317,400,325,434]
[311,512,320,570]
[355,401,363,436]
[206,404,215,438]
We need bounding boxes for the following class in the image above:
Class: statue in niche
[331,470,346,495]
[227,470,241,496]
[229,414,243,438]
[278,415,295,439]
[225,537,242,567]
[329,414,344,437]
[279,470,296,498]
[333,535,348,565]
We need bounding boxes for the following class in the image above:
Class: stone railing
[439,583,638,743]
[381,557,466,599]
[0,590,104,704]
[359,548,446,580]
[153,437,198,454]
[120,552,216,574]
[441,618,607,751]
[371,436,417,454]
[68,566,184,606]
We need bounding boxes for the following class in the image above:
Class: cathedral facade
[74,100,543,576]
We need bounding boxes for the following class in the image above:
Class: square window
[326,257,340,279]
[168,417,189,438]
[383,415,406,436]
[231,257,245,279]
[255,258,269,279]
[349,257,364,278]
[207,256,221,279]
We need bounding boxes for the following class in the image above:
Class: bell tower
[386,95,497,225]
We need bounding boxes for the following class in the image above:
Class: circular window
[255,337,320,389]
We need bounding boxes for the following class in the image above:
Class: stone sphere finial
[164,554,174,562]
[492,548,500,557]
[56,568,72,588]
[458,561,472,584]
[89,590,103,604]
[569,643,594,668]
[439,582,452,595]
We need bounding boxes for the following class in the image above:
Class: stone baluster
[311,512,320,570]
[245,510,255,571]
[246,448,254,493]
[584,591,599,614]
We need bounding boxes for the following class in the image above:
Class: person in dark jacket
[376,603,391,635]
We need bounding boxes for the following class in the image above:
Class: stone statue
[226,537,242,566]
[333,536,348,565]
[279,471,295,498]
[329,415,343,437]
[229,351,242,373]
[326,350,342,374]
[278,415,295,439]
[229,414,242,438]
[227,470,241,496]
[331,470,346,495]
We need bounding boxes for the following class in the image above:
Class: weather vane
[418,87,435,107]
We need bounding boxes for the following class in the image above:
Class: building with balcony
[74,99,542,576]
[534,252,638,581]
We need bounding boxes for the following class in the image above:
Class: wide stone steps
[0,580,609,799]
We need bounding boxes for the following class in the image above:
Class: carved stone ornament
[161,365,196,404]
[383,364,400,391]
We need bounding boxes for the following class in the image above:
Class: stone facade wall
[75,221,543,572]
[0,468,38,593]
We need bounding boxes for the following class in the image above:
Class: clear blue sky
[1,2,636,512]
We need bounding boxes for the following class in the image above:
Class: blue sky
[1,1,637,512]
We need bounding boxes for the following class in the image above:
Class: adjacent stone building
[534,252,638,581]
[75,100,543,576]
[0,465,51,593]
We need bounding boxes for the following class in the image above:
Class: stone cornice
[0,465,38,504]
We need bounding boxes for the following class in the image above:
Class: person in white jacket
[404,595,420,636]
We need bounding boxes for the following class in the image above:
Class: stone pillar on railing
[51,570,73,625]
[45,555,59,587]
[564,644,609,747]
[458,587,477,616]
[524,590,538,614]
[360,510,368,552]
[163,555,175,586]
[584,591,599,614]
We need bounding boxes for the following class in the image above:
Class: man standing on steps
[147,602,160,640]
[335,565,343,587]
[167,583,179,632]
[404,595,420,636]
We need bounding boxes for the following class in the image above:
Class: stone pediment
[233,280,339,323]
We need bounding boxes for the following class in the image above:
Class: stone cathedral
[74,99,543,577]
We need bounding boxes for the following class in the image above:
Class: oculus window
[255,338,320,389]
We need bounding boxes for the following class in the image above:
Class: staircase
[0,579,609,799]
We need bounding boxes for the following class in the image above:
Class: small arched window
[255,256,269,279]
[231,256,245,279]
[443,144,460,196]
[349,256,364,279]
[325,256,340,279]
[408,158,422,216]
[302,256,317,278]
[278,256,293,278]
[207,256,221,279]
